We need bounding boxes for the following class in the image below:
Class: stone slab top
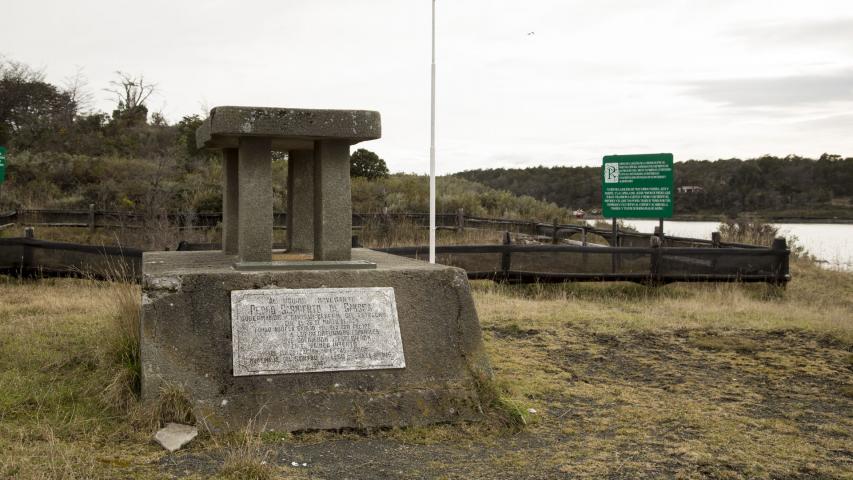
[196,106,381,151]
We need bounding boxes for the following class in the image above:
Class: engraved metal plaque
[230,287,405,376]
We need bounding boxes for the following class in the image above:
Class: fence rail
[0,231,789,286]
[1,207,759,249]
[2,208,789,286]
[372,235,789,286]
[0,237,142,281]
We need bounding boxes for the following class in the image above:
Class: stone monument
[140,106,492,431]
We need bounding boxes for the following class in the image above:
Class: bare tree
[57,66,94,126]
[63,66,94,114]
[0,56,47,83]
[105,71,156,111]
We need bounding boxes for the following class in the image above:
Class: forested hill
[454,155,853,220]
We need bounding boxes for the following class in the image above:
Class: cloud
[730,17,853,48]
[683,69,853,107]
[794,113,853,131]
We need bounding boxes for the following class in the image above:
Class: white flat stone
[154,423,198,452]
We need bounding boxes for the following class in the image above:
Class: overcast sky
[3,0,852,173]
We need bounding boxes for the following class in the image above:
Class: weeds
[154,383,195,426]
[719,219,811,259]
[98,256,142,412]
[469,369,529,432]
[719,219,780,246]
[214,421,275,480]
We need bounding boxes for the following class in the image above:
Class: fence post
[649,234,662,285]
[552,218,559,244]
[21,227,35,276]
[501,231,512,280]
[379,207,391,244]
[611,219,619,273]
[711,231,721,247]
[456,208,465,233]
[709,231,722,270]
[88,204,96,233]
[772,237,789,286]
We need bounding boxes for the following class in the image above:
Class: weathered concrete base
[140,249,492,432]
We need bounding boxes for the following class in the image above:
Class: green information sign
[0,146,6,183]
[602,153,673,218]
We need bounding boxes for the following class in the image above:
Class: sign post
[602,153,674,271]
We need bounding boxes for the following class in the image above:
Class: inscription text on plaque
[231,287,405,376]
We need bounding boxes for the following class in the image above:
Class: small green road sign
[602,153,674,218]
[0,146,6,183]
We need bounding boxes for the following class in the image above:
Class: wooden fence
[373,234,790,286]
[0,235,142,281]
[1,207,760,250]
[0,229,789,286]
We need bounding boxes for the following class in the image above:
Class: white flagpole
[429,0,437,264]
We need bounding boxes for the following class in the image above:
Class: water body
[588,219,853,271]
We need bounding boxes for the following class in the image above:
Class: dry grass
[0,277,160,479]
[463,258,853,478]
[100,277,142,412]
[474,258,852,340]
[0,255,850,478]
[153,383,196,426]
[215,423,277,480]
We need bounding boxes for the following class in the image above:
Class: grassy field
[0,258,851,479]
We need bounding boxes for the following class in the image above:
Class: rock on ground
[154,423,198,453]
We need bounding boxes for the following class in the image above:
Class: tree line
[0,58,392,214]
[455,154,853,219]
[2,58,565,223]
[4,57,850,221]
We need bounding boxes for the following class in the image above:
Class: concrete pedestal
[313,140,352,261]
[286,150,314,254]
[221,149,239,255]
[140,249,492,432]
[237,137,273,263]
[197,106,381,263]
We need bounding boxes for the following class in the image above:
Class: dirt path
[159,328,852,479]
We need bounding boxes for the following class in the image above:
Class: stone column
[222,148,239,254]
[313,140,351,261]
[286,150,314,254]
[237,137,273,262]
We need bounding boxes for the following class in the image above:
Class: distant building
[677,185,705,193]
